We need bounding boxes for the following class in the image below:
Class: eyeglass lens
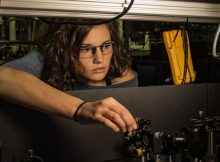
[79,41,114,58]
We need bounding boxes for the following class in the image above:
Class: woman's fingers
[77,97,137,132]
[99,97,137,132]
[100,108,127,132]
[95,114,120,132]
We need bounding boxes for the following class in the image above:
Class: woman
[0,18,138,132]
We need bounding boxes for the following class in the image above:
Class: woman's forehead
[82,24,111,45]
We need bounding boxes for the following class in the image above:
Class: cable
[170,30,180,49]
[212,23,220,59]
[181,18,193,84]
[37,0,134,25]
[182,26,188,84]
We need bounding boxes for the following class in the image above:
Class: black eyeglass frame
[75,41,114,58]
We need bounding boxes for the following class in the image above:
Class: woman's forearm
[0,67,137,132]
[0,67,83,118]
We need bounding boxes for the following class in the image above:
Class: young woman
[0,19,138,132]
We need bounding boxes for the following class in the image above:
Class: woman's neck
[87,80,107,86]
[77,76,107,86]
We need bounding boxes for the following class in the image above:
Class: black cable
[182,27,187,84]
[37,0,134,25]
[170,30,180,49]
[182,18,192,84]
[185,18,192,83]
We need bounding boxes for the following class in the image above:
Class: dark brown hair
[36,19,131,90]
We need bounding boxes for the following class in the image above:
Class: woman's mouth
[92,67,106,73]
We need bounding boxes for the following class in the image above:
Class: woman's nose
[93,47,104,63]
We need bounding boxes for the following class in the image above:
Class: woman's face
[75,24,113,86]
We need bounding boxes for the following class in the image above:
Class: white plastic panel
[0,0,220,22]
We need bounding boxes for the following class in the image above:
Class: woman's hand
[75,97,137,133]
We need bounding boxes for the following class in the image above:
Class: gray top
[3,49,44,77]
[2,49,138,90]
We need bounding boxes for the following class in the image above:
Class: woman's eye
[80,47,92,53]
[103,44,111,49]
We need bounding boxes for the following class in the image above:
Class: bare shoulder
[112,68,136,84]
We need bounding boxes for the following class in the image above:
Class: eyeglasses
[77,41,114,58]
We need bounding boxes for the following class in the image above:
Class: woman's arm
[0,66,82,117]
[0,67,137,132]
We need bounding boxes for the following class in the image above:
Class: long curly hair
[36,19,131,90]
